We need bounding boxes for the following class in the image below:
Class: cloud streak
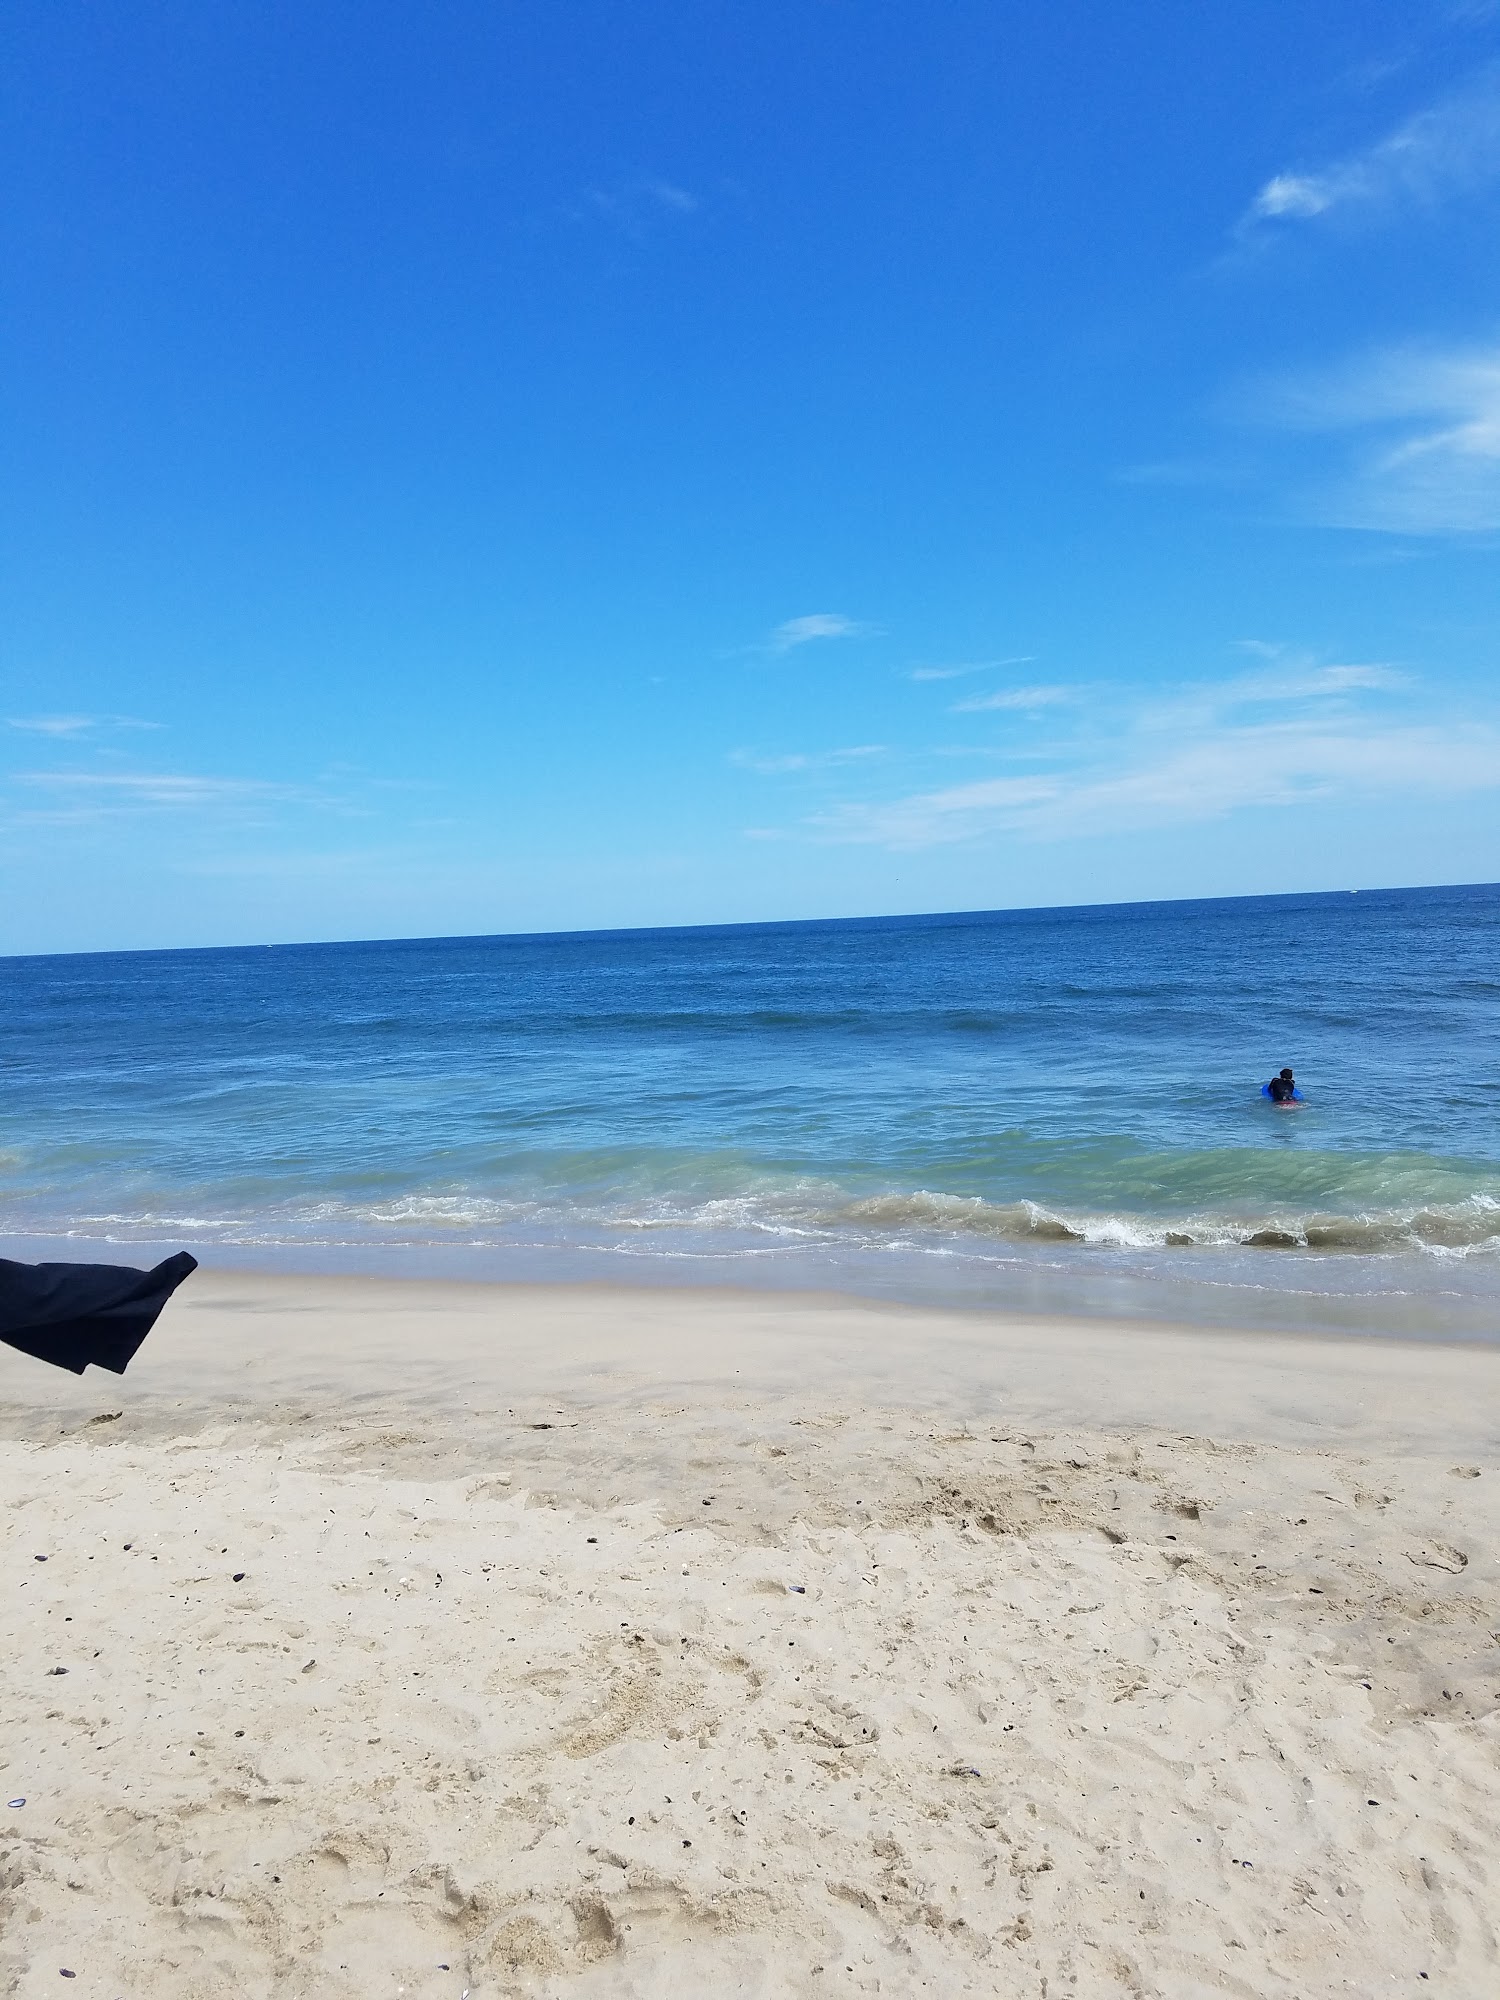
[950,684,1079,714]
[767,613,873,653]
[731,745,885,775]
[17,771,295,802]
[7,713,160,736]
[1241,65,1500,232]
[772,655,1489,849]
[579,177,700,236]
[815,721,1500,848]
[1243,340,1500,533]
[908,656,1034,682]
[5,770,326,826]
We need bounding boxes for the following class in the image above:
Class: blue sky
[4,1,1500,952]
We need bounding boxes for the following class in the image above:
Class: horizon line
[7,876,1498,965]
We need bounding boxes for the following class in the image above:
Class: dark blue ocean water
[4,884,1500,1334]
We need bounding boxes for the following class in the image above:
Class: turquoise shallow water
[4,884,1500,1336]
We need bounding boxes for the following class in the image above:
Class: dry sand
[3,1274,1499,1998]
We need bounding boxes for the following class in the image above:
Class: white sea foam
[28,1180,1500,1269]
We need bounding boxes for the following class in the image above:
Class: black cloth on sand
[0,1252,197,1376]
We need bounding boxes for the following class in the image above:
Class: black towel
[0,1252,198,1376]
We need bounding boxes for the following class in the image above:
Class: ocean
[4,883,1500,1340]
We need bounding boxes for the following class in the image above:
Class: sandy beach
[3,1274,1498,1998]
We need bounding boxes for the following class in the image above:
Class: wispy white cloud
[814,774,1065,847]
[6,713,160,736]
[815,722,1500,849]
[1241,65,1500,231]
[767,612,874,653]
[641,178,697,213]
[950,684,1080,715]
[1099,657,1408,745]
[19,771,288,800]
[768,654,1489,849]
[1243,340,1500,533]
[1227,661,1407,700]
[730,744,885,776]
[1140,656,1408,729]
[908,655,1034,682]
[8,771,315,822]
[579,177,700,237]
[7,714,97,737]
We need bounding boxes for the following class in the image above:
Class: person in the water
[1266,1067,1298,1103]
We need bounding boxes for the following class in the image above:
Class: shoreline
[7,1266,1500,1446]
[4,1274,1498,1995]
[7,1228,1500,1351]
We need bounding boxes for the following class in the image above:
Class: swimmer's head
[1279,1068,1294,1081]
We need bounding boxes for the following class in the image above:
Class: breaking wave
[34,1180,1500,1263]
[824,1189,1500,1256]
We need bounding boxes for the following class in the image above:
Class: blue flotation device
[1261,1083,1304,1101]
